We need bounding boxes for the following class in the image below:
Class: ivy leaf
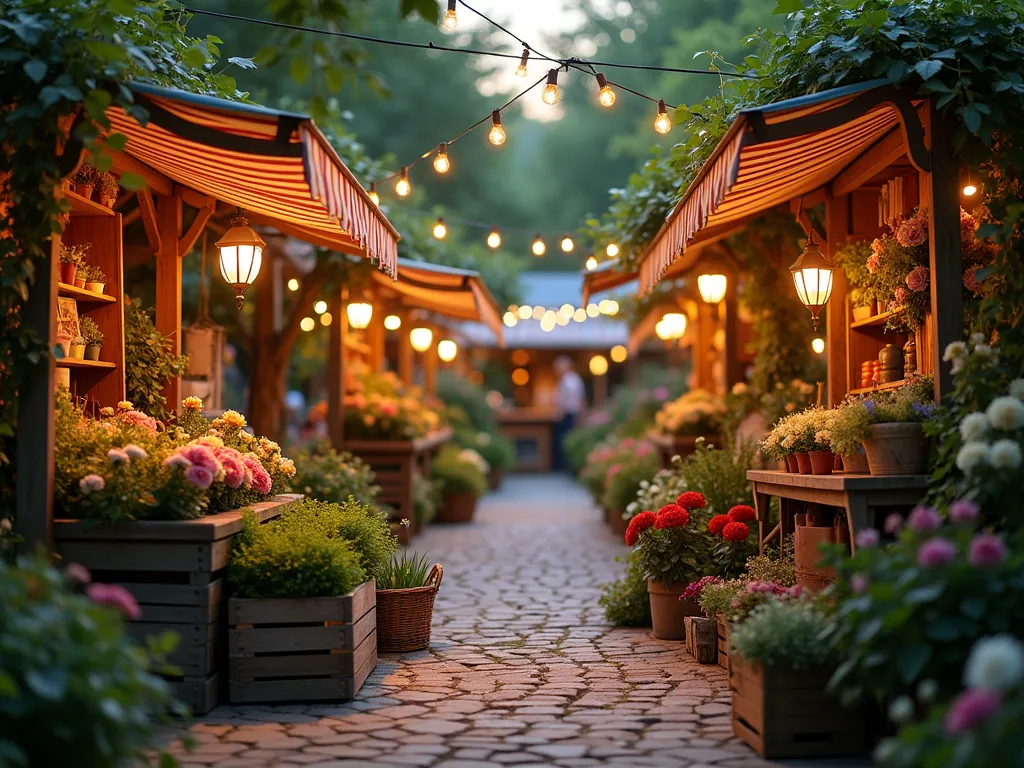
[960,106,982,134]
[227,56,256,70]
[773,0,805,14]
[25,669,67,701]
[23,59,47,83]
[899,644,932,683]
[289,56,310,85]
[914,59,943,80]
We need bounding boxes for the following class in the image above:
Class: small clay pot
[59,262,77,285]
[74,278,86,289]
[808,450,835,475]
[85,344,101,361]
[785,454,799,473]
[84,281,105,294]
[76,184,95,201]
[862,423,927,475]
[648,580,700,640]
[99,195,115,209]
[488,468,504,491]
[795,452,812,474]
[436,491,478,523]
[843,449,870,474]
[852,305,873,321]
[69,343,86,359]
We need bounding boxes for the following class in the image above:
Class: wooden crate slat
[127,619,217,647]
[58,541,215,573]
[229,630,376,679]
[166,637,220,678]
[228,580,374,626]
[229,675,354,704]
[138,600,222,625]
[114,580,222,609]
[229,607,375,654]
[168,673,220,716]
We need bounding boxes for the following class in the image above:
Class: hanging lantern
[216,210,265,309]
[437,339,458,362]
[789,233,835,330]
[346,302,373,330]
[697,273,727,304]
[410,327,433,353]
[658,312,687,341]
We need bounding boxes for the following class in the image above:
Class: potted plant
[58,243,87,285]
[833,240,878,321]
[375,550,443,653]
[73,160,98,200]
[69,333,86,359]
[79,317,103,361]
[432,445,487,523]
[83,264,106,294]
[807,409,836,475]
[828,398,871,474]
[97,171,119,208]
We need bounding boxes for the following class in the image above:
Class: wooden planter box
[717,618,730,671]
[344,427,452,542]
[684,616,717,663]
[227,580,377,703]
[53,494,301,714]
[729,655,865,759]
[647,432,721,469]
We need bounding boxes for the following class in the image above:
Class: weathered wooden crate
[717,618,730,671]
[54,494,301,714]
[228,579,378,704]
[684,616,718,664]
[729,655,865,759]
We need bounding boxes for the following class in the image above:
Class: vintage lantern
[216,210,265,309]
[789,232,835,330]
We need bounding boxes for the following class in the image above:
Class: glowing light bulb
[368,183,380,206]
[585,256,598,271]
[437,339,458,362]
[532,235,546,257]
[518,305,532,320]
[589,355,608,376]
[395,168,411,197]
[410,327,433,353]
[532,306,545,320]
[606,243,619,258]
[542,69,560,106]
[560,235,574,253]
[314,300,328,315]
[963,183,978,196]
[610,345,627,363]
[384,314,401,331]
[287,278,299,291]
[573,308,586,322]
[442,0,457,31]
[487,228,501,249]
[433,218,447,240]
[559,303,574,317]
[488,110,506,146]
[503,311,518,327]
[596,73,615,108]
[300,317,315,332]
[320,312,333,326]
[586,303,600,318]
[433,143,450,174]
[812,337,826,355]
[515,47,529,78]
[654,99,672,135]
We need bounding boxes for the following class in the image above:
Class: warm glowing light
[586,256,598,271]
[487,228,501,249]
[586,303,600,318]
[518,305,532,320]
[532,235,546,257]
[314,300,328,315]
[384,314,402,331]
[540,315,556,332]
[216,211,265,309]
[488,110,506,146]
[789,237,835,330]
[442,0,457,30]
[598,299,618,315]
[656,312,687,341]
[654,99,672,134]
[543,309,557,323]
[596,73,616,107]
[433,143,450,174]
[433,218,448,240]
[512,368,530,386]
[503,311,518,327]
[559,303,574,317]
[287,278,299,292]
[300,316,315,332]
[610,345,628,363]
[556,313,570,327]
[542,69,560,105]
[410,327,433,353]
[395,168,411,197]
[437,339,458,362]
[812,337,826,354]
[589,355,609,376]
[368,183,380,206]
[963,184,978,196]
[606,243,619,258]
[573,308,586,322]
[515,48,530,78]
[346,302,373,330]
[511,349,530,366]
[320,312,333,326]
[532,306,545,320]
[697,273,728,304]
[560,235,574,252]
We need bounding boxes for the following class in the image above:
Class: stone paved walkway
[165,475,867,768]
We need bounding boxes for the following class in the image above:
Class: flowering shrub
[698,578,745,618]
[653,388,726,437]
[293,440,380,508]
[602,447,659,516]
[432,445,488,497]
[627,492,713,585]
[343,371,442,440]
[730,599,835,670]
[579,437,654,505]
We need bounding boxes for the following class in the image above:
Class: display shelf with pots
[844,295,934,399]
[58,282,115,303]
[65,188,115,218]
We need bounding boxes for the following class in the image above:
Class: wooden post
[594,371,608,407]
[16,233,58,552]
[367,291,385,374]
[397,313,413,385]
[155,193,182,411]
[825,191,850,406]
[697,301,716,392]
[423,334,438,396]
[723,273,741,391]
[327,291,345,451]
[920,101,963,400]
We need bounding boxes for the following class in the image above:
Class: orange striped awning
[639,80,922,293]
[582,259,635,304]
[108,83,398,277]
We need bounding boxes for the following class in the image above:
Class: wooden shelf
[850,305,905,329]
[65,190,115,218]
[850,378,907,396]
[57,358,116,370]
[58,282,116,304]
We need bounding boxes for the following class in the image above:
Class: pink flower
[65,563,91,585]
[215,446,248,489]
[653,386,669,401]
[896,217,928,247]
[243,454,272,495]
[855,528,880,548]
[79,474,105,494]
[182,444,222,474]
[968,533,1007,568]
[867,252,881,274]
[908,505,942,533]
[884,513,903,535]
[906,265,930,293]
[918,537,958,568]
[945,688,1002,734]
[164,453,191,471]
[379,401,398,418]
[185,464,215,489]
[894,286,909,305]
[964,266,983,294]
[851,573,869,594]
[86,583,142,620]
[107,448,129,464]
[960,209,977,246]
[950,498,980,524]
[117,409,159,433]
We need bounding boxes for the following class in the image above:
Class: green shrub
[432,446,487,497]
[602,452,659,513]
[564,421,614,474]
[599,552,652,627]
[293,440,380,507]
[437,371,499,434]
[730,599,835,669]
[123,299,189,419]
[745,553,796,586]
[377,551,435,590]
[679,438,756,516]
[698,578,745,618]
[229,512,366,599]
[413,471,440,526]
[0,555,179,767]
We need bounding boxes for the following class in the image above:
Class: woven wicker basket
[376,564,443,653]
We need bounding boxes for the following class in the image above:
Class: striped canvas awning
[108,83,398,277]
[582,259,635,304]
[639,80,921,293]
[373,259,505,345]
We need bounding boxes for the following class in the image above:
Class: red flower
[722,521,750,542]
[728,505,756,523]
[676,491,707,510]
[625,511,657,547]
[655,508,690,529]
[708,514,732,535]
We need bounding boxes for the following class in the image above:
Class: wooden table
[747,470,929,554]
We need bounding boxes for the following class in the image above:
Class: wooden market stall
[635,79,964,550]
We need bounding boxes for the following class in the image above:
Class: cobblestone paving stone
[163,475,863,768]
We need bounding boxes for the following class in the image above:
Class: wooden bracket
[178,206,214,258]
[137,189,162,256]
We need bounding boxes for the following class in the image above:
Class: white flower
[986,396,1024,431]
[974,343,993,358]
[988,439,1022,470]
[1010,379,1024,400]
[956,442,990,473]
[943,341,967,361]
[124,444,148,461]
[964,635,1024,691]
[887,696,915,724]
[639,480,650,489]
[951,357,966,375]
[971,332,987,346]
[916,679,938,703]
[626,502,638,514]
[959,412,989,443]
[648,485,660,494]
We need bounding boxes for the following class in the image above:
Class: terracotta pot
[808,450,835,475]
[862,422,927,475]
[488,468,504,491]
[785,454,799,473]
[84,344,101,361]
[74,278,86,289]
[795,524,837,592]
[648,580,700,640]
[436,491,478,523]
[69,343,86,359]
[851,305,873,322]
[76,184,94,200]
[59,263,77,285]
[795,452,812,474]
[85,281,105,294]
[99,195,115,209]
[842,448,870,474]
[58,340,71,357]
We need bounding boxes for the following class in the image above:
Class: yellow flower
[182,396,203,412]
[117,400,133,412]
[279,458,296,478]
[222,410,247,429]
[198,435,224,448]
[99,406,115,417]
[238,430,254,442]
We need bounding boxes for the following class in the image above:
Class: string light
[410,327,434,352]
[395,167,411,197]
[532,235,546,257]
[518,305,532,320]
[314,300,328,314]
[503,311,518,327]
[320,312,333,326]
[573,308,586,322]
[531,306,545,320]
[442,0,457,31]
[515,47,530,77]
[433,217,448,239]
[589,355,609,376]
[542,69,560,105]
[560,234,574,252]
[488,110,506,146]
[384,314,402,331]
[654,99,672,134]
[300,317,315,332]
[812,337,826,354]
[368,182,379,206]
[596,73,616,107]
[433,143,450,174]
[487,228,502,249]
[586,303,600,318]
[610,345,628,363]
[606,243,619,258]
[559,303,574,317]
[586,256,598,271]
[437,339,458,362]
[512,368,530,386]
[287,278,299,291]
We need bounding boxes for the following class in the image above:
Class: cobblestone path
[166,475,843,768]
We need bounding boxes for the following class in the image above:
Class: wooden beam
[397,313,413,385]
[423,332,438,396]
[155,193,182,411]
[723,274,741,392]
[790,198,828,248]
[109,149,173,197]
[178,205,214,258]
[327,291,346,450]
[137,189,161,256]
[367,288,385,373]
[696,301,716,392]
[121,208,141,228]
[825,191,851,407]
[177,186,217,212]
[832,127,907,197]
